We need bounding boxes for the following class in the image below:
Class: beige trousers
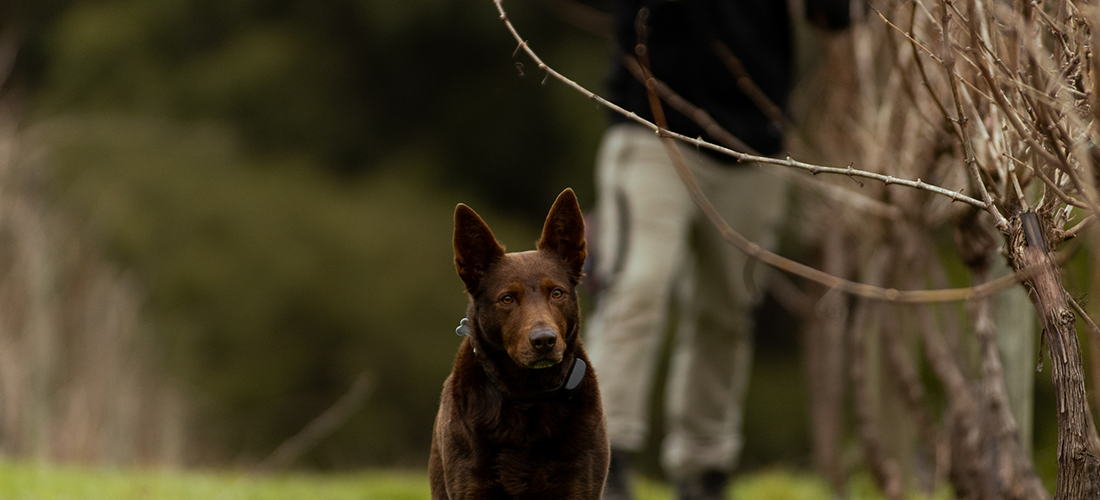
[585,124,788,478]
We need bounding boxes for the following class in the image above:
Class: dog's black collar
[454,317,586,401]
[556,357,587,399]
[485,356,586,402]
[531,357,586,401]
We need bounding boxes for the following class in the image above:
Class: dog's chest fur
[437,343,605,497]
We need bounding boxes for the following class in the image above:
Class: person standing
[583,1,849,499]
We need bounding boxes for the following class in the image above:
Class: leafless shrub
[0,102,185,466]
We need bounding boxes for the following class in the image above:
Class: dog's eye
[551,288,564,299]
[500,294,514,305]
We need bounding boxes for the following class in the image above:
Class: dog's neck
[480,352,586,402]
[456,316,585,401]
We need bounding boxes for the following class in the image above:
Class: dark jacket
[608,0,849,158]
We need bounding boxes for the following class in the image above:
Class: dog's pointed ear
[537,188,586,281]
[454,203,505,293]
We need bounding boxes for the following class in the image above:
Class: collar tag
[456,318,471,337]
[557,358,587,400]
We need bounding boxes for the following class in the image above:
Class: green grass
[0,462,424,500]
[0,461,950,500]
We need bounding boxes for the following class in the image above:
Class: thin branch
[541,0,612,38]
[1003,152,1088,209]
[1002,121,1032,211]
[618,51,756,154]
[876,5,944,65]
[1059,214,1096,241]
[710,39,791,132]
[903,2,954,126]
[617,51,902,219]
[941,0,1009,230]
[1068,294,1100,385]
[253,373,376,473]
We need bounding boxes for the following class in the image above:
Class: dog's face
[453,189,586,370]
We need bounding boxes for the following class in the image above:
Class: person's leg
[587,124,696,451]
[662,162,788,497]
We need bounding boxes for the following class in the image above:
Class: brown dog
[429,188,609,499]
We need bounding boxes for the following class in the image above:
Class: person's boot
[602,449,635,500]
[676,469,728,500]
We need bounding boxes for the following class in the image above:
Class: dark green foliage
[24,0,606,213]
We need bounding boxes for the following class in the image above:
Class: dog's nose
[529,328,557,353]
